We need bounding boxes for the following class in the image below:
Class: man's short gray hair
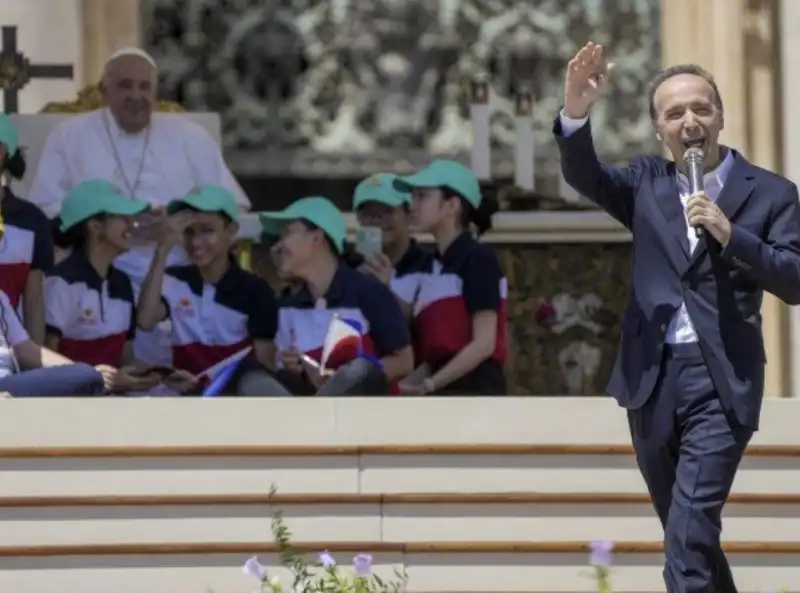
[647,63,724,120]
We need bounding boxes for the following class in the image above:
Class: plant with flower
[588,540,613,593]
[241,486,408,593]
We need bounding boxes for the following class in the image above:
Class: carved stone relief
[143,0,661,178]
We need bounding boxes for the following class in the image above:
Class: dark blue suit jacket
[554,117,800,429]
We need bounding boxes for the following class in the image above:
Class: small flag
[199,346,253,398]
[201,360,240,397]
[320,315,363,373]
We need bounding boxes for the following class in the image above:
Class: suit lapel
[688,152,755,267]
[653,168,690,260]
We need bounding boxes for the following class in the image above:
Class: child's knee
[71,363,105,394]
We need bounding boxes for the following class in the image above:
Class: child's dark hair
[271,220,363,268]
[341,242,365,268]
[53,216,101,251]
[174,204,234,224]
[299,219,348,259]
[442,188,499,236]
[2,149,26,181]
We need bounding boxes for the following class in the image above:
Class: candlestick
[469,73,491,181]
[514,85,535,191]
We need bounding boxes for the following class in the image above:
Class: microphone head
[683,146,705,165]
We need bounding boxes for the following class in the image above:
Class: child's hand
[163,369,198,394]
[279,347,303,374]
[94,364,118,393]
[114,366,163,392]
[158,211,194,248]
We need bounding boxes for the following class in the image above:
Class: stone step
[2,444,799,496]
[1,493,798,546]
[0,541,796,593]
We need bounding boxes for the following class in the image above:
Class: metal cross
[0,26,74,112]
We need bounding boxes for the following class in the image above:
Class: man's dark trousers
[629,342,751,593]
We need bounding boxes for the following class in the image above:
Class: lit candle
[514,85,534,191]
[469,74,491,181]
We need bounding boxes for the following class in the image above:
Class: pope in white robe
[27,47,250,366]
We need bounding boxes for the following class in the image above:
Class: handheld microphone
[683,147,705,238]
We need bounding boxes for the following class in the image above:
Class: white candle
[514,86,535,190]
[469,74,491,180]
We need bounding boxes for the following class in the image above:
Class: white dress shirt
[559,111,734,344]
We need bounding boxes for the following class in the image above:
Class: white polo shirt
[0,289,29,378]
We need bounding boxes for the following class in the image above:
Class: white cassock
[27,107,251,366]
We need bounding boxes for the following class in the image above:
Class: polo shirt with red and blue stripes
[44,250,135,366]
[0,188,53,308]
[160,261,278,375]
[275,263,411,374]
[413,232,507,394]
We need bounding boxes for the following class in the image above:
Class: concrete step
[1,493,798,546]
[0,541,796,593]
[2,444,800,496]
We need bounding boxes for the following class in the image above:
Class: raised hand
[157,210,194,248]
[564,42,613,119]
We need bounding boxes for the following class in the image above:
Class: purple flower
[242,556,268,581]
[353,553,373,576]
[589,540,614,567]
[317,550,336,568]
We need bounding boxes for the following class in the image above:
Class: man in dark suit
[554,42,800,593]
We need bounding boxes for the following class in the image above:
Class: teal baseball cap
[352,173,410,210]
[167,184,239,222]
[0,113,19,157]
[259,196,346,254]
[60,179,148,232]
[394,160,482,208]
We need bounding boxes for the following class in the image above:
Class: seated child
[261,196,414,395]
[394,160,507,396]
[0,113,54,342]
[43,180,162,394]
[0,285,106,397]
[136,184,289,396]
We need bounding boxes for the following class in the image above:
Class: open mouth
[683,138,705,149]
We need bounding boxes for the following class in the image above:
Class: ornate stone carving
[143,0,660,179]
[39,84,185,113]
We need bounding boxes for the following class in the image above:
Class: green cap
[259,196,346,254]
[394,159,482,208]
[60,179,148,232]
[352,173,410,210]
[167,184,240,222]
[0,113,19,157]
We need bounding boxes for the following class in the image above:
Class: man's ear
[719,112,725,132]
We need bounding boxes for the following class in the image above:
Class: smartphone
[356,226,383,258]
[129,365,175,378]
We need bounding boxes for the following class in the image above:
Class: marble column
[661,0,788,398]
[0,0,83,113]
[79,0,142,86]
[780,0,800,399]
